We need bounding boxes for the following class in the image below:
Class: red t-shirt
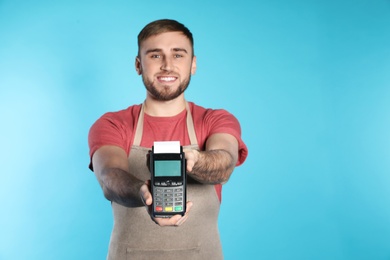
[88,102,248,201]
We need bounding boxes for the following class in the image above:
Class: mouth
[157,76,177,83]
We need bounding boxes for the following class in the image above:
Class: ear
[135,56,142,75]
[191,56,197,75]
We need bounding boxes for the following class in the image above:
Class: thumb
[140,182,152,206]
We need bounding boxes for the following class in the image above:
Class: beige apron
[107,103,223,260]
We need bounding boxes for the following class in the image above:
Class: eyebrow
[145,48,162,55]
[144,48,188,55]
[172,48,188,53]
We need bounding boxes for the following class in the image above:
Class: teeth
[159,77,176,82]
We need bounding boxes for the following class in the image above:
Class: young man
[88,19,248,260]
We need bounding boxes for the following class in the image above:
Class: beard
[142,73,191,101]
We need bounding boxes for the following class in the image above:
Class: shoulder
[188,101,248,166]
[90,104,142,133]
[88,104,142,157]
[189,102,240,127]
[188,101,242,143]
[189,102,234,117]
[97,104,141,125]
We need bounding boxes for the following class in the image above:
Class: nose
[161,56,173,71]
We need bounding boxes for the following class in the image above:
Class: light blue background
[1,1,390,259]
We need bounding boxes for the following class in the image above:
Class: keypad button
[165,207,173,212]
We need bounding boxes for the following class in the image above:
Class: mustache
[155,72,179,77]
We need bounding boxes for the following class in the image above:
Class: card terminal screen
[154,160,181,177]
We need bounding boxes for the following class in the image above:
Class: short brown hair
[137,19,194,56]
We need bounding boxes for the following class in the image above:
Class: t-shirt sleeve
[88,111,133,170]
[202,109,248,166]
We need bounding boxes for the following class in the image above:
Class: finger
[154,214,182,227]
[186,161,194,172]
[175,201,193,226]
[183,150,198,172]
[140,183,152,206]
[185,201,193,213]
[175,215,188,226]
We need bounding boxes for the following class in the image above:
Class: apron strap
[133,101,198,146]
[186,102,198,146]
[133,103,145,146]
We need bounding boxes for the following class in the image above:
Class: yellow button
[165,207,173,212]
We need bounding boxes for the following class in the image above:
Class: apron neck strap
[185,102,198,146]
[133,103,145,146]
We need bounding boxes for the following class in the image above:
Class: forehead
[139,31,193,54]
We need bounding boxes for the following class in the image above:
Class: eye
[151,54,161,59]
[174,54,183,58]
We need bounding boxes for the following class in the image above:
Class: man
[88,19,248,259]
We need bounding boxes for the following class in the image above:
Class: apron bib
[107,103,223,260]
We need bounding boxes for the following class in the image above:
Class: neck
[144,95,186,117]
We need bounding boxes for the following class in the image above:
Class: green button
[175,206,183,211]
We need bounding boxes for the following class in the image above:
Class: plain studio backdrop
[1,1,389,259]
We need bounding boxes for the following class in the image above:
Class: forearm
[99,168,145,207]
[188,149,236,184]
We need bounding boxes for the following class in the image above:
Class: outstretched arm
[92,145,145,207]
[185,133,239,184]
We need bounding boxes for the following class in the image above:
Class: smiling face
[136,31,197,101]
